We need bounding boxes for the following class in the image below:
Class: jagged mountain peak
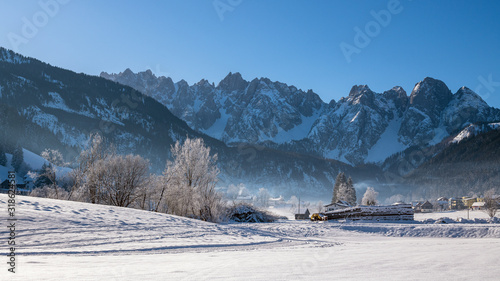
[349,85,372,97]
[410,77,452,104]
[216,72,247,91]
[409,77,453,117]
[122,67,135,76]
[455,86,484,101]
[392,86,406,96]
[382,86,408,113]
[383,86,407,98]
[99,68,500,166]
[346,85,375,106]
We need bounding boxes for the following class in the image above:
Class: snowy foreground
[1,195,500,280]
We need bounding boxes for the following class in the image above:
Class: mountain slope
[0,47,357,196]
[398,123,500,197]
[102,70,500,165]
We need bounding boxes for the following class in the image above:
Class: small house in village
[414,201,433,213]
[449,197,465,210]
[0,179,33,195]
[436,197,449,211]
[295,208,310,220]
[324,200,351,212]
[471,201,485,210]
[462,197,477,209]
[420,201,433,212]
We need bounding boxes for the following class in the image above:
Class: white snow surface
[365,118,408,163]
[0,149,71,183]
[452,122,500,143]
[2,195,499,280]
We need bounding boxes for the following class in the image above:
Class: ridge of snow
[451,122,500,143]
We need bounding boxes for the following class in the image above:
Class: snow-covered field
[1,194,500,280]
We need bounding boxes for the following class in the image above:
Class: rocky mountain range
[0,47,357,197]
[101,70,500,165]
[1,45,499,199]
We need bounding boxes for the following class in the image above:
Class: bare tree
[70,133,113,203]
[100,154,150,208]
[361,187,378,206]
[41,149,67,167]
[29,149,68,200]
[483,188,499,219]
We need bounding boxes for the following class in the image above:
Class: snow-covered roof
[472,202,485,207]
[324,200,351,208]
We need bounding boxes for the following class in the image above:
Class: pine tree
[332,173,357,206]
[11,144,24,171]
[0,144,7,166]
[331,172,347,204]
[346,177,357,206]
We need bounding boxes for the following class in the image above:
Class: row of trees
[0,142,24,170]
[30,134,225,222]
[331,172,357,206]
[331,172,379,206]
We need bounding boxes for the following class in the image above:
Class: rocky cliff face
[101,71,500,166]
[1,47,358,196]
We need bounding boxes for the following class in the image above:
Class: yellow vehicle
[310,213,327,221]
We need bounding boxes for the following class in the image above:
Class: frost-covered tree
[98,154,150,208]
[158,138,223,222]
[483,188,499,219]
[361,187,378,206]
[345,177,356,206]
[332,173,356,206]
[41,149,67,167]
[331,172,346,204]
[71,133,113,203]
[29,149,69,200]
[30,184,69,199]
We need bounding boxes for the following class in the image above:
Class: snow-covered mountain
[101,70,326,144]
[401,123,500,197]
[0,47,359,196]
[101,71,500,165]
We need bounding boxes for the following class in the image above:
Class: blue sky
[1,0,500,107]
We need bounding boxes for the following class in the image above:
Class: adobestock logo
[475,74,500,101]
[213,0,243,22]
[7,0,71,52]
[340,0,405,63]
